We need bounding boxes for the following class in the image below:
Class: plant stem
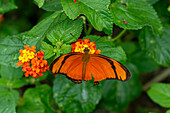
[84,24,92,35]
[111,29,127,42]
[143,68,170,91]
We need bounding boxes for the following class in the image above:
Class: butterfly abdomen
[82,53,90,80]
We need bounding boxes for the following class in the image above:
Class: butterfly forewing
[49,53,84,83]
[88,54,131,82]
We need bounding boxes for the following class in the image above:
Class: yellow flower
[71,38,101,54]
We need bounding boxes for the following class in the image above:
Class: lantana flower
[16,45,49,78]
[71,38,101,54]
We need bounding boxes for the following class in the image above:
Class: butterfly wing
[49,52,83,83]
[84,54,131,82]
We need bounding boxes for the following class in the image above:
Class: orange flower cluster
[16,45,49,78]
[71,38,101,54]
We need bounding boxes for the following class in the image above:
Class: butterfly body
[50,48,130,84]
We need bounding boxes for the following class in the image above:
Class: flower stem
[111,29,127,42]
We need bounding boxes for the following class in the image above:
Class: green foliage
[41,18,83,58]
[0,65,27,88]
[34,0,45,8]
[46,18,83,45]
[0,89,19,113]
[0,0,169,113]
[42,0,63,11]
[53,75,102,113]
[121,42,158,73]
[17,85,54,113]
[167,110,170,113]
[146,0,159,5]
[139,26,170,66]
[101,63,142,111]
[61,0,113,35]
[110,0,163,36]
[147,83,170,108]
[0,0,18,13]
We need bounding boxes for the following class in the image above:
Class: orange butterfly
[49,39,130,85]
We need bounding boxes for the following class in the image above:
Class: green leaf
[129,52,158,73]
[101,63,142,112]
[83,35,127,62]
[34,0,45,8]
[146,0,159,5]
[168,6,170,12]
[166,110,170,113]
[121,42,159,73]
[110,0,163,36]
[47,18,83,45]
[147,83,170,108]
[26,11,67,49]
[42,0,63,11]
[53,75,102,113]
[60,44,71,54]
[41,41,55,59]
[0,34,24,67]
[1,65,23,80]
[0,0,18,13]
[0,78,27,88]
[139,26,170,66]
[61,0,113,35]
[0,89,19,113]
[154,1,170,24]
[17,85,53,113]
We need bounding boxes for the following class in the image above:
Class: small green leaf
[83,35,127,62]
[0,0,18,13]
[53,75,102,113]
[0,89,19,113]
[139,26,170,66]
[0,65,27,88]
[110,0,163,36]
[166,110,170,113]
[61,0,113,35]
[1,65,23,80]
[41,41,55,59]
[42,0,63,11]
[0,78,27,88]
[147,83,170,108]
[101,63,142,112]
[168,6,170,12]
[34,0,45,8]
[47,18,83,45]
[60,44,71,54]
[17,85,53,113]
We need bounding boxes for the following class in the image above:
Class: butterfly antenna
[94,37,102,42]
[70,33,77,41]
